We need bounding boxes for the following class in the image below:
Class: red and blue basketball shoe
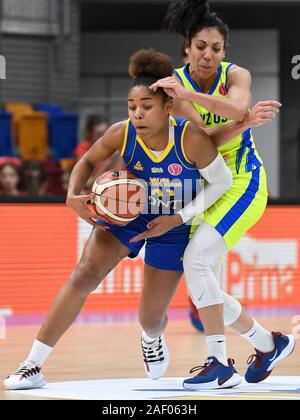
[183,357,243,390]
[245,332,295,383]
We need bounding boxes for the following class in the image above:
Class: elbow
[82,156,95,172]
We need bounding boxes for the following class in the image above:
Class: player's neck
[142,120,170,152]
[190,68,218,93]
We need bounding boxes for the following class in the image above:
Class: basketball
[89,170,147,225]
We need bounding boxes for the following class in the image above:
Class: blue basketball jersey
[120,117,201,223]
[97,116,202,271]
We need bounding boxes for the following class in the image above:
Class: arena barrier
[0,204,300,315]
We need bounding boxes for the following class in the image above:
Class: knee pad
[223,292,242,326]
[183,239,224,309]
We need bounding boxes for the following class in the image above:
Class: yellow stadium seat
[19,113,49,160]
[60,158,75,171]
[4,103,34,142]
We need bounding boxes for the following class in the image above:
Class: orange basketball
[89,170,147,225]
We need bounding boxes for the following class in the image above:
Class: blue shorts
[97,215,192,272]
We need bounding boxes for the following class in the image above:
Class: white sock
[241,320,274,353]
[142,331,158,344]
[206,335,228,366]
[24,339,53,366]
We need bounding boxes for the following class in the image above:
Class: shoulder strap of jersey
[222,61,234,88]
[120,119,137,166]
[171,116,198,171]
[174,66,191,90]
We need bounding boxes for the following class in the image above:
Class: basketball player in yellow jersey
[147,0,295,388]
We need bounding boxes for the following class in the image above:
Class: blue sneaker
[183,357,243,390]
[245,332,296,383]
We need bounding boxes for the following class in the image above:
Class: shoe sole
[183,373,243,390]
[4,378,46,391]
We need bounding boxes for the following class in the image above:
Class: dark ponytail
[164,0,229,47]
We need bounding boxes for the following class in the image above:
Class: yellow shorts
[190,166,268,251]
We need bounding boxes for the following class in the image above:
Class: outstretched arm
[171,95,281,148]
[207,100,282,148]
[151,66,251,122]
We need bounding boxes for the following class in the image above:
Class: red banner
[225,207,300,307]
[0,205,299,315]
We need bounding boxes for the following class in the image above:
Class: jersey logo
[219,82,228,96]
[222,153,231,164]
[134,161,144,171]
[151,167,164,174]
[168,163,183,176]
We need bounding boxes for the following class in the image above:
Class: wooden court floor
[0,316,299,400]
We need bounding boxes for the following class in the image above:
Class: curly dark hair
[128,48,174,100]
[128,48,173,80]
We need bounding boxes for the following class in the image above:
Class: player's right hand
[150,77,188,100]
[66,194,109,230]
[246,100,282,128]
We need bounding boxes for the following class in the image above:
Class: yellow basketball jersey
[175,62,263,175]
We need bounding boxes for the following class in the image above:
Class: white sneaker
[4,361,46,390]
[141,334,170,380]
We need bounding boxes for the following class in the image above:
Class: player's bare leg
[139,264,182,379]
[37,228,130,346]
[4,228,130,390]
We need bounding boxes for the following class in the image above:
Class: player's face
[0,164,19,192]
[128,86,171,137]
[89,122,109,143]
[188,28,225,79]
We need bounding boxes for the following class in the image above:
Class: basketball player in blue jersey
[4,48,280,391]
[142,0,295,389]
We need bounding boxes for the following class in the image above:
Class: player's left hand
[150,77,188,100]
[130,214,183,243]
